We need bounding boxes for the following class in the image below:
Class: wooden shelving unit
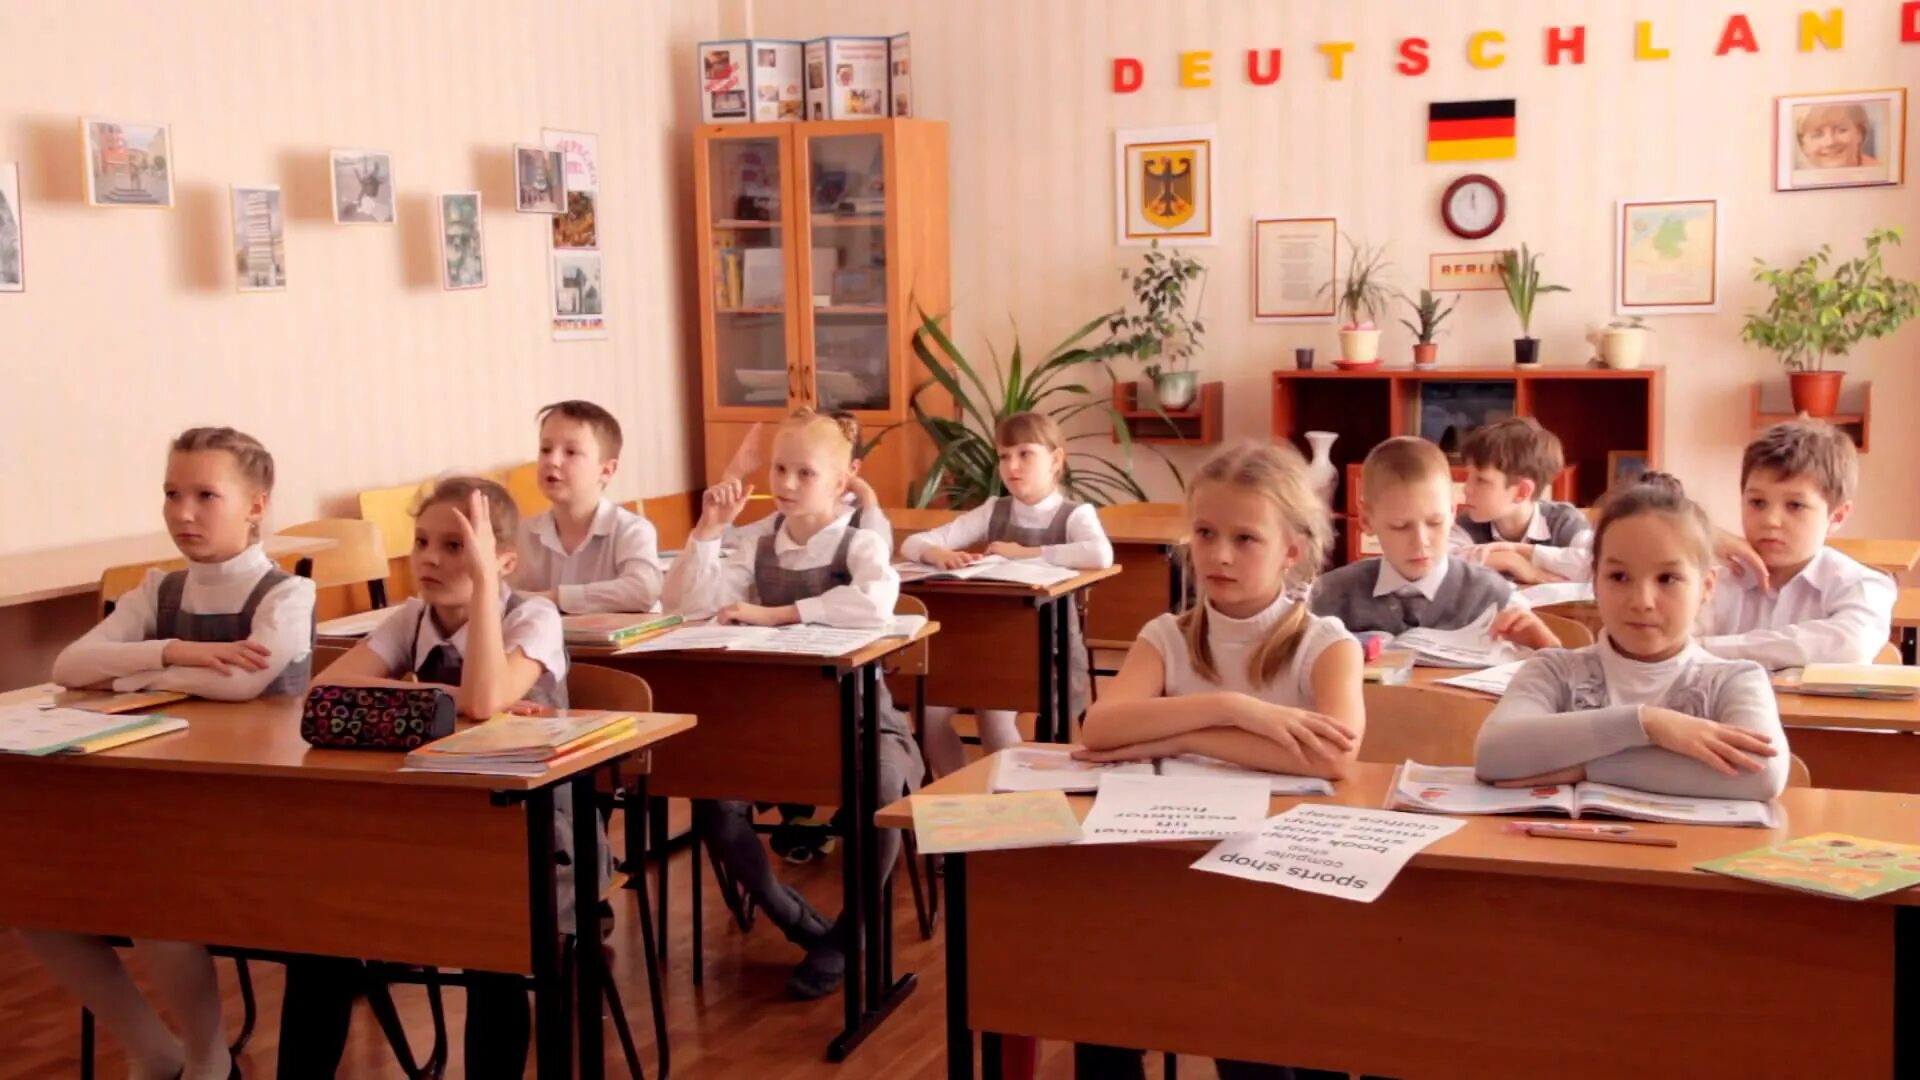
[1112,381,1223,445]
[1750,382,1871,452]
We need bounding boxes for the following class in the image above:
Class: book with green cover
[1696,833,1920,900]
[561,613,683,646]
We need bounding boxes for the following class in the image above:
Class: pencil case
[299,684,457,750]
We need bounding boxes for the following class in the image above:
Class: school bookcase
[1270,366,1663,565]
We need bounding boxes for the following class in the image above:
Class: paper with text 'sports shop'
[1193,803,1464,903]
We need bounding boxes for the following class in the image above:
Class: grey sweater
[1309,557,1515,636]
[1453,499,1589,547]
[1474,642,1789,800]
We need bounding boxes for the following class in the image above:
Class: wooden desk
[881,754,1920,1079]
[903,566,1122,743]
[0,532,337,609]
[1831,536,1920,577]
[0,697,694,1080]
[578,626,939,1061]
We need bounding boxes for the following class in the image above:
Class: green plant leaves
[1741,228,1920,372]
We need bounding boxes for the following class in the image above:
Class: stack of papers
[404,711,638,776]
[0,705,187,757]
[894,556,1078,587]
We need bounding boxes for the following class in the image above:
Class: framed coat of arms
[1115,125,1215,245]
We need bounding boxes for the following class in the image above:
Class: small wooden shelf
[1113,381,1223,445]
[1750,383,1871,452]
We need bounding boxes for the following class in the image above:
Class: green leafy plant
[1321,237,1394,328]
[908,309,1180,508]
[1397,289,1457,345]
[1497,244,1570,338]
[1608,315,1653,332]
[1106,241,1208,381]
[1740,227,1920,373]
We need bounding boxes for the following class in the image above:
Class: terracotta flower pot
[1788,370,1844,418]
[1412,343,1438,367]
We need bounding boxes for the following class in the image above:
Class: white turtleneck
[1139,590,1354,708]
[52,543,316,700]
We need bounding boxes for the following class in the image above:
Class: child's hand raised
[693,479,754,540]
[452,488,499,582]
[1642,707,1777,776]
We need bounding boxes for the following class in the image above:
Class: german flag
[1427,99,1516,162]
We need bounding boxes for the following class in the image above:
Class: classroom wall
[0,0,718,556]
[750,0,1920,536]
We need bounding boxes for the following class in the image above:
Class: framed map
[1615,198,1719,315]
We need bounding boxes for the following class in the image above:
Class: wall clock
[1441,174,1505,240]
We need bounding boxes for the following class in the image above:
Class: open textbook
[992,747,1335,796]
[610,615,926,657]
[894,555,1078,587]
[1383,607,1532,669]
[1388,761,1777,827]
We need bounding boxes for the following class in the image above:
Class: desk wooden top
[878,752,1920,904]
[1830,536,1920,575]
[883,506,1189,549]
[573,621,939,674]
[0,534,339,609]
[0,697,696,791]
[901,564,1122,600]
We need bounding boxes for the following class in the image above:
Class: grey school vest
[986,496,1079,547]
[411,593,567,708]
[1454,499,1589,547]
[1309,558,1514,636]
[154,568,312,696]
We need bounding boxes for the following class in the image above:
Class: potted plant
[1108,242,1208,410]
[1596,316,1653,370]
[1398,289,1457,367]
[1323,239,1394,367]
[1497,244,1568,366]
[1740,227,1920,418]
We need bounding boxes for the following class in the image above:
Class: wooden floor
[0,807,1224,1079]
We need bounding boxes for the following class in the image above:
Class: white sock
[16,930,184,1080]
[921,705,967,777]
[133,939,227,1079]
[976,709,1023,753]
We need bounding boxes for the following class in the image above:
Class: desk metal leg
[650,796,669,959]
[830,671,867,1060]
[527,787,572,1079]
[861,664,885,1005]
[1053,596,1073,744]
[945,854,974,1080]
[572,773,605,1080]
[1036,601,1057,743]
[1898,906,1919,1075]
[1903,628,1917,666]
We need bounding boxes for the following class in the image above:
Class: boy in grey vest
[1450,416,1594,584]
[1312,436,1558,647]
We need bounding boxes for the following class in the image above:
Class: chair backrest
[279,518,389,591]
[503,462,551,517]
[566,663,655,789]
[1535,612,1595,649]
[885,595,931,678]
[1786,753,1811,789]
[1096,501,1186,522]
[1358,684,1496,767]
[310,643,351,675]
[1874,641,1901,665]
[358,480,433,600]
[638,491,699,552]
[99,557,187,618]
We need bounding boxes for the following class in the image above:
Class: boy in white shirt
[513,399,664,613]
[1452,417,1593,583]
[1703,419,1894,669]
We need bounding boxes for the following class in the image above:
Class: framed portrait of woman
[1775,88,1906,192]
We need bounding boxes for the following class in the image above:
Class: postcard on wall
[1616,197,1719,315]
[551,249,606,340]
[230,185,286,292]
[329,149,395,224]
[1429,251,1505,292]
[514,144,566,214]
[1775,88,1906,193]
[439,192,486,290]
[0,163,23,292]
[1253,216,1336,321]
[1115,125,1216,246]
[544,129,599,250]
[83,118,174,208]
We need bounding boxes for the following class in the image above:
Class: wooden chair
[1536,612,1595,649]
[1787,753,1812,789]
[310,643,350,674]
[358,480,431,600]
[280,517,391,612]
[638,491,700,551]
[1874,641,1902,665]
[1358,684,1496,766]
[502,461,551,517]
[97,557,186,618]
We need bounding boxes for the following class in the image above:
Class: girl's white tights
[18,929,228,1080]
[921,705,1024,777]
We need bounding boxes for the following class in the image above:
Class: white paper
[611,623,779,654]
[1078,773,1271,845]
[751,625,886,656]
[1433,660,1528,697]
[894,556,1078,587]
[316,608,394,638]
[1392,607,1530,669]
[991,747,1153,793]
[1517,581,1594,607]
[1194,804,1465,903]
[882,614,928,638]
[1156,754,1336,796]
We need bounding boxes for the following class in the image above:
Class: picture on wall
[545,129,599,250]
[0,163,22,292]
[1253,216,1336,321]
[82,118,173,208]
[439,192,486,290]
[514,144,566,214]
[330,150,395,224]
[1115,125,1216,246]
[1616,198,1719,315]
[551,250,605,340]
[230,185,286,292]
[1775,88,1906,192]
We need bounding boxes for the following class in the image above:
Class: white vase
[1304,431,1339,506]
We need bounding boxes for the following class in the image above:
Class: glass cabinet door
[801,132,892,414]
[707,136,792,411]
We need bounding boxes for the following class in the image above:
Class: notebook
[909,790,1084,854]
[1388,761,1777,827]
[1697,833,1920,900]
[894,556,1079,587]
[0,706,183,757]
[560,613,683,647]
[1774,664,1920,701]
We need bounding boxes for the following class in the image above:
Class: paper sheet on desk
[611,621,909,657]
[1194,804,1465,903]
[1434,660,1528,697]
[611,623,779,653]
[1392,607,1531,669]
[1077,773,1270,845]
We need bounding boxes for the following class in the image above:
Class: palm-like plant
[908,309,1180,508]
